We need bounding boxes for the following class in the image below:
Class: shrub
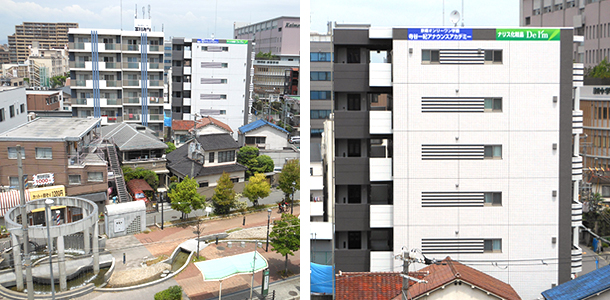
[154,285,182,300]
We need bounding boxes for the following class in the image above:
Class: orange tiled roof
[172,117,233,133]
[336,272,403,300]
[172,120,195,131]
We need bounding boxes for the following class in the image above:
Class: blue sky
[0,0,299,44]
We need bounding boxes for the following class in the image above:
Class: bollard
[243,216,246,226]
[123,253,125,264]
[215,236,218,245]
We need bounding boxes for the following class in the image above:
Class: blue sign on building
[407,28,473,41]
[197,38,219,44]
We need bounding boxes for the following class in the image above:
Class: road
[146,189,300,226]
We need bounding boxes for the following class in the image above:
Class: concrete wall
[105,202,146,239]
[243,125,289,150]
[0,88,28,133]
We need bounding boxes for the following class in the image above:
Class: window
[347,94,361,111]
[199,182,209,188]
[9,105,14,118]
[310,72,331,81]
[20,104,24,113]
[422,50,440,63]
[69,174,81,185]
[246,137,266,144]
[311,128,324,137]
[484,50,503,63]
[9,177,19,187]
[208,152,215,163]
[35,147,52,159]
[311,52,332,62]
[602,185,610,197]
[219,110,226,115]
[347,48,361,63]
[347,231,362,249]
[484,145,502,159]
[0,108,4,122]
[218,150,235,163]
[230,178,239,183]
[484,98,502,112]
[311,91,331,100]
[525,17,531,25]
[484,192,502,206]
[311,110,331,119]
[484,239,502,253]
[87,172,103,182]
[348,185,361,203]
[8,147,25,159]
[347,139,361,157]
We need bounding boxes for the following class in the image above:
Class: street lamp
[266,208,271,252]
[249,241,262,300]
[290,181,296,215]
[45,199,55,300]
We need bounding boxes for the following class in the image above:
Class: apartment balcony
[148,45,162,52]
[311,201,324,217]
[370,111,392,134]
[72,98,89,106]
[103,98,122,106]
[370,205,393,228]
[69,61,86,69]
[149,80,164,87]
[104,62,121,70]
[124,113,141,121]
[370,251,394,272]
[101,115,123,125]
[123,97,141,105]
[103,43,120,51]
[149,97,162,104]
[370,158,392,181]
[68,42,86,51]
[122,62,140,70]
[72,98,123,107]
[148,114,164,122]
[335,157,369,185]
[72,79,121,89]
[148,63,163,70]
[184,66,191,75]
[572,156,583,181]
[184,50,191,59]
[572,202,582,227]
[122,44,140,52]
[183,98,191,106]
[183,82,191,90]
[123,80,140,87]
[369,63,392,87]
[334,63,369,92]
[573,110,583,134]
[571,245,582,273]
[335,249,370,272]
[105,80,122,88]
[335,203,369,231]
[573,63,584,87]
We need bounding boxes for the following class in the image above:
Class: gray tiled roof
[166,142,246,178]
[196,133,239,151]
[101,123,167,151]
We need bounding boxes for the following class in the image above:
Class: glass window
[8,147,25,159]
[209,152,214,163]
[69,174,81,185]
[484,239,502,252]
[422,50,439,63]
[484,145,502,159]
[484,98,502,112]
[0,108,4,122]
[9,105,14,118]
[311,110,331,119]
[35,147,52,159]
[199,182,209,188]
[484,192,502,205]
[218,150,235,163]
[87,172,103,182]
[20,104,24,113]
[9,177,19,187]
[311,91,331,100]
[485,50,503,63]
[311,72,330,81]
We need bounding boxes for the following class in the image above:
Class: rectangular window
[347,139,361,157]
[230,178,239,183]
[87,172,103,182]
[201,62,228,68]
[9,105,15,118]
[8,147,25,159]
[347,94,361,111]
[348,231,362,249]
[199,182,209,188]
[219,110,226,115]
[209,152,215,163]
[422,50,440,63]
[9,177,19,187]
[484,239,502,253]
[0,108,4,122]
[484,98,502,112]
[200,94,227,100]
[310,110,331,119]
[347,48,361,63]
[200,78,227,84]
[69,174,81,185]
[35,147,52,159]
[246,137,266,144]
[310,91,331,100]
[218,150,235,163]
[310,72,331,81]
[311,52,332,62]
[484,50,503,63]
[484,145,502,159]
[484,192,502,206]
[20,104,24,113]
[311,128,324,137]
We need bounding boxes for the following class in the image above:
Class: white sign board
[205,206,212,217]
[114,218,125,232]
[33,173,54,186]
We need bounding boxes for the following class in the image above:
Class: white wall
[390,38,562,300]
[0,88,28,134]
[416,282,510,300]
[194,169,244,187]
[244,125,289,150]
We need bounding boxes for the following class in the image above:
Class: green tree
[237,146,259,165]
[122,166,159,190]
[50,75,67,88]
[154,285,182,300]
[243,173,271,206]
[278,159,300,211]
[211,172,237,215]
[165,142,176,153]
[586,58,610,79]
[269,213,300,274]
[251,155,274,174]
[167,176,205,219]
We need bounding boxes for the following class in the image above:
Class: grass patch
[146,254,169,266]
[226,227,243,234]
[192,256,207,262]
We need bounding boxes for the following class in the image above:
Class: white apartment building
[325,26,582,300]
[68,27,166,133]
[170,38,253,139]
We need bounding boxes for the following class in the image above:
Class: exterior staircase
[106,142,129,203]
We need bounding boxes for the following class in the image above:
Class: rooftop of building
[25,89,61,95]
[238,119,289,134]
[541,264,610,300]
[233,16,299,30]
[100,123,167,151]
[172,116,233,133]
[0,117,100,142]
[0,86,23,92]
[68,28,163,37]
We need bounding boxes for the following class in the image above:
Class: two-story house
[171,116,234,148]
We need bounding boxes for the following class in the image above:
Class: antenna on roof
[148,5,151,19]
[461,0,464,27]
[135,4,137,19]
[142,6,145,19]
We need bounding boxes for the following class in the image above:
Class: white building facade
[328,26,582,300]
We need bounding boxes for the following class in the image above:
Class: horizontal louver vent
[201,78,225,84]
[422,97,485,113]
[422,238,484,254]
[422,144,485,160]
[440,49,485,64]
[205,46,224,52]
[200,94,224,100]
[201,62,223,68]
[422,192,485,207]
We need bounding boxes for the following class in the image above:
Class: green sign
[226,39,248,44]
[496,28,560,41]
[261,268,270,296]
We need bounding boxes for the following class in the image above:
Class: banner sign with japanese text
[408,28,473,41]
[226,39,248,44]
[496,28,560,41]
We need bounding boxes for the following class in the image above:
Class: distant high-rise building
[8,22,78,64]
[234,16,299,56]
[68,25,166,133]
[0,45,10,66]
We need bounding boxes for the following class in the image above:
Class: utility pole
[396,248,430,300]
[17,145,34,300]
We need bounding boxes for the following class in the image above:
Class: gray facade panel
[333,64,369,92]
[334,111,368,138]
[558,28,574,285]
[393,28,408,40]
[172,82,183,92]
[335,157,369,185]
[334,29,371,45]
[335,204,370,231]
[334,249,370,272]
[173,67,183,76]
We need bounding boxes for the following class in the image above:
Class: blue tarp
[311,263,333,294]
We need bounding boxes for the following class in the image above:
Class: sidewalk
[208,275,300,300]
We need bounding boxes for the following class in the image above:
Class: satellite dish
[450,10,461,27]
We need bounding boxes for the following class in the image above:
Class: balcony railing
[74,79,87,87]
[69,61,86,68]
[122,62,140,69]
[123,97,140,104]
[105,62,120,69]
[571,246,582,273]
[148,114,163,121]
[572,202,582,227]
[149,63,161,69]
[149,45,160,51]
[105,80,121,87]
[105,116,123,123]
[69,42,85,50]
[74,98,88,105]
[149,97,161,104]
[106,98,122,105]
[123,80,140,87]
[122,44,139,51]
[125,113,141,121]
[149,80,163,87]
[104,43,119,50]
[572,156,583,181]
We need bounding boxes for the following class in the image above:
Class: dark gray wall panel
[335,204,370,231]
[335,157,369,185]
[334,111,368,138]
[335,249,370,272]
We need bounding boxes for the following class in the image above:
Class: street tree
[167,176,205,219]
[122,166,159,190]
[243,173,271,206]
[251,155,274,174]
[211,172,237,215]
[237,146,274,177]
[237,146,259,166]
[269,213,300,274]
[279,159,300,210]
